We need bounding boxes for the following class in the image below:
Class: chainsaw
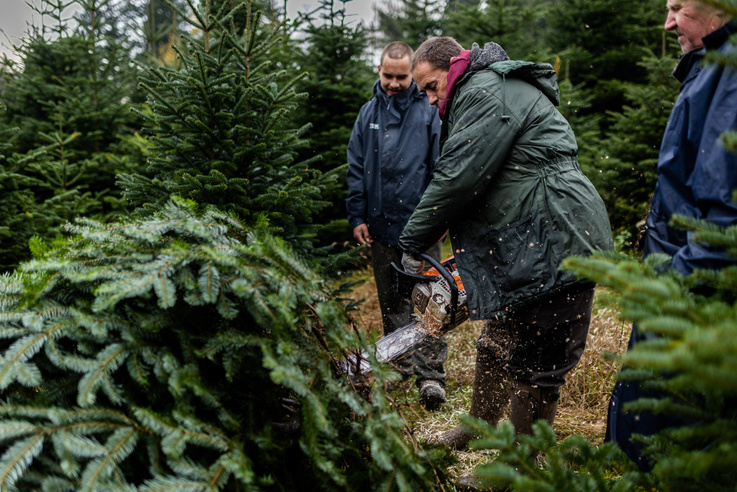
[340,253,469,384]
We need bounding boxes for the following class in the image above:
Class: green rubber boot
[433,321,509,450]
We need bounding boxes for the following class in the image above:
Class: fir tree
[441,0,551,61]
[119,0,337,252]
[289,0,375,246]
[209,0,284,36]
[0,0,143,271]
[4,0,140,170]
[546,0,664,120]
[592,47,681,248]
[0,105,38,267]
[0,198,440,490]
[375,0,443,48]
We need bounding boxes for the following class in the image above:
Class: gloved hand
[401,252,425,274]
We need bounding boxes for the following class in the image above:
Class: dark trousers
[479,288,595,389]
[371,240,447,385]
[604,324,693,471]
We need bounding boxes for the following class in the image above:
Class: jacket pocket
[483,215,552,294]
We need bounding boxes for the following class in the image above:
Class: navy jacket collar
[703,19,736,50]
[673,20,736,83]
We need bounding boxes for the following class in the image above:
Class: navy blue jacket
[345,80,440,246]
[644,21,737,275]
[607,21,737,471]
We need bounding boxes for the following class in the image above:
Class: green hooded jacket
[398,59,613,319]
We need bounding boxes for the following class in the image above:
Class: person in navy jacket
[345,42,447,410]
[606,0,736,470]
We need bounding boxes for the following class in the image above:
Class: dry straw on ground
[343,266,631,479]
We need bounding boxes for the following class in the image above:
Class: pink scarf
[438,50,471,119]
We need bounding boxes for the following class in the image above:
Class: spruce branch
[0,434,45,490]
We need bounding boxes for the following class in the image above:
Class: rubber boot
[508,380,559,437]
[433,324,509,450]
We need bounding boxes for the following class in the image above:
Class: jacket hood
[488,60,561,106]
[440,42,510,119]
[447,42,560,111]
[468,41,510,72]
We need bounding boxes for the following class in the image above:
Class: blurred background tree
[289,0,375,248]
[442,0,551,61]
[0,0,145,271]
[374,0,443,48]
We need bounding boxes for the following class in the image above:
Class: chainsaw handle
[390,252,445,283]
[424,254,460,327]
[418,252,446,274]
[391,253,459,326]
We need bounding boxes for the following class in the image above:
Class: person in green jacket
[399,37,613,451]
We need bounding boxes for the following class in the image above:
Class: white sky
[0,0,83,60]
[0,0,378,59]
[0,0,41,58]
[287,0,377,26]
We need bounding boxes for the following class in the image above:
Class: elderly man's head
[665,0,732,52]
[410,37,463,108]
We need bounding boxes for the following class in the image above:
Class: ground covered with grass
[344,263,631,481]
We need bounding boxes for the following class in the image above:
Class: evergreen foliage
[441,0,551,61]
[119,0,337,252]
[3,0,140,170]
[374,0,443,48]
[209,0,284,36]
[289,0,375,246]
[0,0,143,271]
[457,216,737,490]
[585,49,680,247]
[546,0,665,120]
[0,198,439,490]
[462,418,649,491]
[0,105,38,267]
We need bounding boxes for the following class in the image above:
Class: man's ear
[377,65,382,75]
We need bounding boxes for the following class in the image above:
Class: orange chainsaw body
[341,256,469,383]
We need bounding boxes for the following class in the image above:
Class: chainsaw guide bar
[341,255,468,384]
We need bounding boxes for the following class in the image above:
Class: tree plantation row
[0,0,734,490]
